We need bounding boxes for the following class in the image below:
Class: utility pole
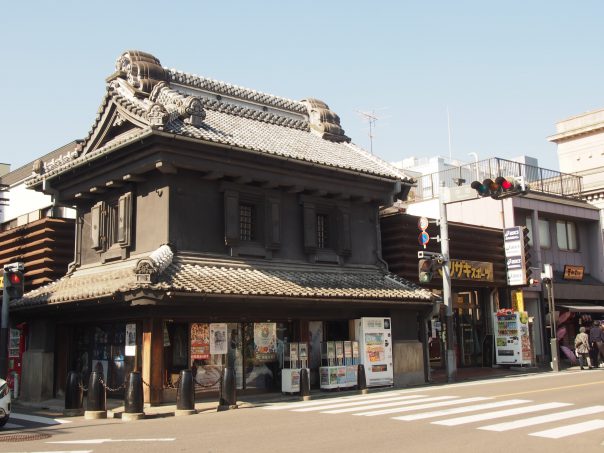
[542,264,559,372]
[439,182,457,382]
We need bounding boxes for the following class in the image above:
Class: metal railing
[409,157,583,202]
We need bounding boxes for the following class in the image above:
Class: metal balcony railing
[409,157,583,202]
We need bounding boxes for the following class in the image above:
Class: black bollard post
[218,367,238,411]
[357,363,368,394]
[299,368,310,401]
[176,369,196,416]
[64,371,84,416]
[123,371,145,421]
[84,371,107,419]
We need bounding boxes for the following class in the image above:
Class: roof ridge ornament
[115,50,167,94]
[134,244,174,284]
[301,98,350,143]
[149,82,206,127]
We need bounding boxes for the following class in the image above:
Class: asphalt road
[3,369,604,453]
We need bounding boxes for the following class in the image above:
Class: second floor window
[539,219,551,248]
[239,204,256,241]
[556,220,578,251]
[317,214,329,249]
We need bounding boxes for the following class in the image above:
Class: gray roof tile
[13,254,433,309]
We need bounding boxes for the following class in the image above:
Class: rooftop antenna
[357,110,380,155]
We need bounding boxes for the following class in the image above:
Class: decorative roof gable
[28,50,412,186]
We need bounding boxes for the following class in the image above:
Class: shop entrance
[454,291,485,367]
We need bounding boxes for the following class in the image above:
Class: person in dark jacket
[590,320,603,368]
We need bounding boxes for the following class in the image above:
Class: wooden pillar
[142,318,164,405]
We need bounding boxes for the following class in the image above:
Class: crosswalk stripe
[293,394,436,412]
[330,396,489,415]
[263,391,414,410]
[529,419,604,439]
[393,399,531,421]
[4,422,25,429]
[355,397,491,417]
[10,413,71,425]
[479,405,604,432]
[432,402,572,426]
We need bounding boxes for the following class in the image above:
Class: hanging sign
[125,323,136,357]
[190,323,210,360]
[210,323,228,355]
[254,322,277,361]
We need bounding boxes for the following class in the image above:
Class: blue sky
[1,1,603,172]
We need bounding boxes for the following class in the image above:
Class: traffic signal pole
[439,183,457,382]
[0,273,10,378]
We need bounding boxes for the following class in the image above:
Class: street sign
[418,231,430,247]
[418,217,429,230]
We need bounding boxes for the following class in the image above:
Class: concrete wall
[393,340,425,386]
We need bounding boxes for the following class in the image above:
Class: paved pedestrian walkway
[11,365,552,420]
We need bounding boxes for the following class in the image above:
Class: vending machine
[493,310,532,365]
[355,317,393,387]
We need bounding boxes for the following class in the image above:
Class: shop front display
[319,340,359,390]
[281,342,309,393]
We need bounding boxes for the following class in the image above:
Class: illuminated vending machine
[8,324,26,398]
[493,310,531,366]
[355,317,393,387]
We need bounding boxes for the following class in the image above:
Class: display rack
[281,342,309,393]
[319,340,359,390]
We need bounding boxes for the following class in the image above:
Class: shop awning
[558,304,604,313]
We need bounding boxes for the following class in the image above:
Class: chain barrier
[98,376,127,393]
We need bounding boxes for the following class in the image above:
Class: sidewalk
[12,366,553,420]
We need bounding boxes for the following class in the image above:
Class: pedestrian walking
[589,320,603,368]
[575,326,591,370]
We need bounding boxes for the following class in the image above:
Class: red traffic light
[8,272,22,285]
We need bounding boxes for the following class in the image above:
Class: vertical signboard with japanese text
[503,226,526,286]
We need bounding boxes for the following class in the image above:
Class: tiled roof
[26,51,412,186]
[12,253,433,310]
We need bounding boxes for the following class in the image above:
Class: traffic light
[418,259,434,284]
[3,269,24,301]
[522,226,532,285]
[471,176,528,200]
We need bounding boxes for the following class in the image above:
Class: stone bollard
[299,368,310,401]
[85,371,107,419]
[64,371,84,416]
[217,367,238,411]
[176,369,196,416]
[357,363,368,394]
[123,371,145,421]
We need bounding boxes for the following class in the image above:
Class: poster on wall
[254,322,277,361]
[190,323,210,361]
[210,323,228,355]
[125,323,136,356]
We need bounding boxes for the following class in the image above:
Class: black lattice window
[239,204,255,241]
[317,214,329,249]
